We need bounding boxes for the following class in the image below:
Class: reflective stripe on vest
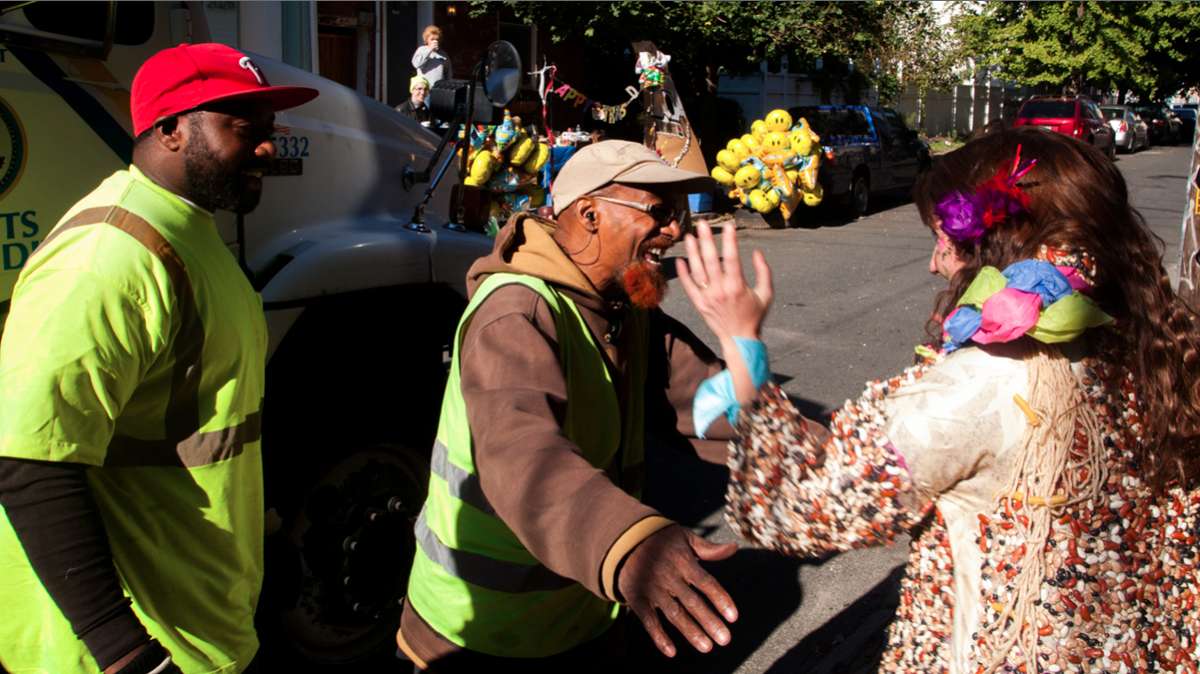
[413,509,574,593]
[405,273,647,658]
[33,205,252,468]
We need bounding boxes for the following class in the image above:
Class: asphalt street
[634,143,1194,673]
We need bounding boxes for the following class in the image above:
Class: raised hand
[675,222,773,344]
[676,223,774,406]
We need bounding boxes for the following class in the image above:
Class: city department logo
[0,96,25,200]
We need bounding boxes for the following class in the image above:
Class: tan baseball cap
[551,140,714,216]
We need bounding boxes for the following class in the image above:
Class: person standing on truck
[397,140,744,671]
[0,43,316,674]
[411,25,452,87]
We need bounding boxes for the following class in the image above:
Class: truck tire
[257,285,463,668]
[847,171,871,219]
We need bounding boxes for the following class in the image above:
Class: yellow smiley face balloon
[765,109,793,133]
[734,164,763,190]
[726,138,750,161]
[790,130,813,157]
[751,119,768,141]
[802,183,824,206]
[716,149,742,172]
[710,166,735,186]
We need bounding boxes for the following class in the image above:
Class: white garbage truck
[0,1,490,666]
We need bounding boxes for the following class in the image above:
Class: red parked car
[1013,97,1116,159]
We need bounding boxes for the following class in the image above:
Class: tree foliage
[957,1,1200,101]
[469,1,923,94]
[873,2,965,101]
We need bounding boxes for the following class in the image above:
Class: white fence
[718,70,1032,138]
[717,71,876,124]
[896,82,1032,137]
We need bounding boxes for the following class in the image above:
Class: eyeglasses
[589,195,682,226]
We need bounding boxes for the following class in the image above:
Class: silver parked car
[1102,105,1149,153]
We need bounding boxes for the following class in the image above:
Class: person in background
[678,125,1200,672]
[0,43,317,674]
[397,75,432,125]
[397,141,741,671]
[412,25,452,87]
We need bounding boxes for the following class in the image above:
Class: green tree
[873,2,965,105]
[470,1,920,98]
[958,1,1200,101]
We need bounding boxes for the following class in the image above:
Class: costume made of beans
[725,348,1200,673]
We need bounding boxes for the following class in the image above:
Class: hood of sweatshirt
[465,212,602,302]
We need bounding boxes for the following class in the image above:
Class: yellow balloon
[711,166,735,186]
[786,169,800,184]
[766,189,781,207]
[790,130,813,156]
[751,119,768,140]
[726,139,750,161]
[763,131,789,151]
[802,183,824,207]
[509,136,535,165]
[716,149,741,172]
[748,189,775,213]
[523,143,551,173]
[740,134,760,153]
[765,109,793,133]
[468,151,498,183]
[734,164,762,190]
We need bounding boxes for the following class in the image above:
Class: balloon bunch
[710,109,824,220]
[461,110,552,235]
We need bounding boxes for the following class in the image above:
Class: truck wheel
[257,285,461,668]
[262,444,427,667]
[848,172,871,219]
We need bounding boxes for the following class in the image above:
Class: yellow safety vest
[405,272,647,658]
[0,167,267,674]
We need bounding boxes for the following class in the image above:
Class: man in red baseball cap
[0,44,316,674]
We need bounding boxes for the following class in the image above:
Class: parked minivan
[1013,97,1116,159]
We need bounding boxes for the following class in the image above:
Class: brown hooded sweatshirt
[397,213,733,666]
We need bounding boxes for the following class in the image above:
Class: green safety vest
[406,273,647,658]
[0,167,267,674]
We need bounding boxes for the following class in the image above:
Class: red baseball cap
[131,43,319,136]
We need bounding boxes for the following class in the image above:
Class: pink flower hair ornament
[934,144,1038,245]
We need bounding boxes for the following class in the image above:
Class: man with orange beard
[398,141,740,671]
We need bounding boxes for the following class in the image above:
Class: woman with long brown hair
[678,126,1200,673]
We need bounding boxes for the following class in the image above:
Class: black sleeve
[0,457,151,669]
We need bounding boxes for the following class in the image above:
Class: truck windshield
[1019,101,1075,118]
[790,107,872,138]
[1100,108,1125,121]
[19,2,153,45]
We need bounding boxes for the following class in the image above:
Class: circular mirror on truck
[483,40,521,107]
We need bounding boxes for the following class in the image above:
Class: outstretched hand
[618,524,738,658]
[675,222,773,344]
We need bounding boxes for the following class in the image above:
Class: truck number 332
[272,135,310,159]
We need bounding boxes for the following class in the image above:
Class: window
[1101,108,1124,121]
[791,107,871,137]
[871,112,893,141]
[281,2,313,72]
[1019,101,1075,118]
[23,2,154,45]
